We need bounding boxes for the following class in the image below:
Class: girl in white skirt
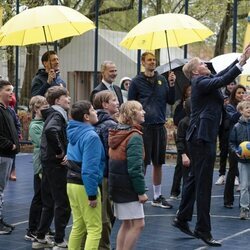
[108,101,148,250]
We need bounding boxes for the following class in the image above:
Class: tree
[19,0,136,105]
[2,0,250,105]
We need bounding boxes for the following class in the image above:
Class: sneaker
[240,208,249,220]
[32,238,54,249]
[224,204,233,209]
[24,229,37,241]
[151,195,173,209]
[46,229,55,241]
[53,239,68,249]
[215,175,225,185]
[170,195,180,200]
[0,221,12,235]
[234,176,239,186]
[0,218,15,231]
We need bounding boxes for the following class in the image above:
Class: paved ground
[0,154,249,250]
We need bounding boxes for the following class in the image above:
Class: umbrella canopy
[0,5,95,47]
[210,53,250,74]
[156,59,215,100]
[156,58,188,75]
[120,13,213,50]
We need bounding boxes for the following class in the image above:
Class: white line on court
[194,228,250,250]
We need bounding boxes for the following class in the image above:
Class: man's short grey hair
[182,57,200,80]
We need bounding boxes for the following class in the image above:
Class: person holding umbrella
[128,52,176,209]
[31,50,66,97]
[172,45,250,247]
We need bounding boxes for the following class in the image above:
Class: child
[32,86,71,249]
[25,96,48,241]
[229,100,250,220]
[108,100,148,250]
[8,92,22,181]
[93,90,119,249]
[0,80,19,235]
[66,100,105,250]
[175,97,192,192]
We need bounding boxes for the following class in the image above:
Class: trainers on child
[240,208,249,220]
[53,239,68,249]
[215,175,225,185]
[0,220,12,235]
[24,229,37,241]
[32,237,54,249]
[234,176,240,186]
[151,195,173,209]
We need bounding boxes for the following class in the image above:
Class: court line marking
[14,212,246,227]
[194,228,250,250]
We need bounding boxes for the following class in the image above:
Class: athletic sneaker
[53,239,68,249]
[215,175,225,185]
[170,195,180,200]
[151,195,173,209]
[24,229,37,241]
[32,237,54,249]
[240,208,249,220]
[0,220,12,235]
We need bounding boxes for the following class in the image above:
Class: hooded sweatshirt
[67,120,105,200]
[40,106,68,164]
[108,124,145,203]
[29,119,44,175]
[0,103,20,157]
[95,109,117,177]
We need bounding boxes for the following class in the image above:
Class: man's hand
[239,43,250,66]
[12,144,16,151]
[47,69,56,84]
[168,71,176,87]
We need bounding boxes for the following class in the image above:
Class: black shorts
[142,124,167,166]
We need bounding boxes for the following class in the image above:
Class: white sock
[153,185,161,199]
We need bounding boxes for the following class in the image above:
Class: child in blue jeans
[229,100,250,220]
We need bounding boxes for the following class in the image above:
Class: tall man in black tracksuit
[128,52,176,209]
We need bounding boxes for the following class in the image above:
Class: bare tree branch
[87,0,135,20]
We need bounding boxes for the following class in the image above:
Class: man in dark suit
[172,46,250,247]
[90,61,123,105]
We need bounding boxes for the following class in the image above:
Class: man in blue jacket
[128,52,176,209]
[172,46,250,247]
[31,50,66,97]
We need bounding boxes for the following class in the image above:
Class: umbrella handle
[42,26,50,52]
[165,30,171,71]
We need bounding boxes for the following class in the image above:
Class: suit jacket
[187,60,242,143]
[90,82,123,106]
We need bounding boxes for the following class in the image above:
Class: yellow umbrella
[120,13,213,70]
[0,5,95,48]
[120,13,213,50]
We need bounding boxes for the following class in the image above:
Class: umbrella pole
[42,26,53,69]
[165,30,171,71]
[42,26,49,52]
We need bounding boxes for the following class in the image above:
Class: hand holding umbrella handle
[47,69,57,84]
